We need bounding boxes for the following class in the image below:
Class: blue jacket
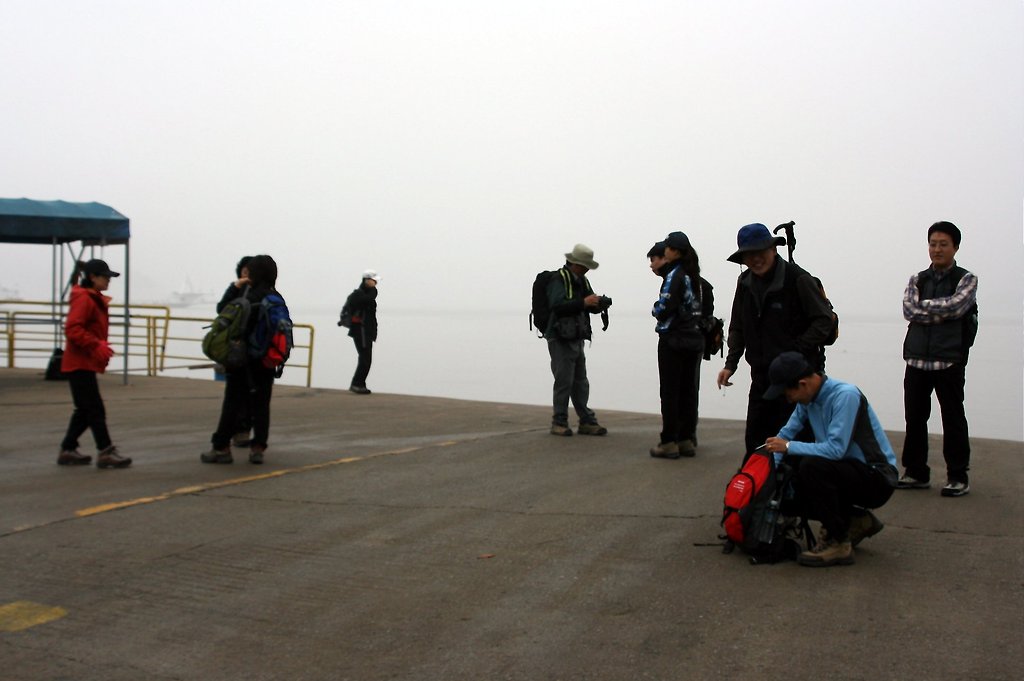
[778,377,897,469]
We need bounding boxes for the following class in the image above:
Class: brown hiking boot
[57,449,92,466]
[96,446,132,469]
[550,424,573,437]
[649,441,680,459]
[577,422,607,436]
[798,539,854,567]
[848,510,884,547]
[200,447,233,464]
[677,439,697,457]
[249,444,266,465]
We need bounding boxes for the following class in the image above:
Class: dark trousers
[902,364,970,484]
[547,338,596,426]
[212,365,275,449]
[351,335,373,388]
[743,366,797,457]
[657,339,702,444]
[61,370,112,451]
[793,456,894,542]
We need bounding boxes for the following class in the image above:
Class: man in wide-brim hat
[541,243,609,437]
[716,223,836,458]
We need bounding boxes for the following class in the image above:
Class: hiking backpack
[529,270,559,335]
[247,292,294,377]
[721,449,810,565]
[201,292,252,371]
[337,303,353,329]
[815,277,840,346]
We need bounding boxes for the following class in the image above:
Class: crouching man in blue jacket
[763,352,898,567]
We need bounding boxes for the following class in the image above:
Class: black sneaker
[941,481,970,497]
[349,386,372,395]
[896,473,930,489]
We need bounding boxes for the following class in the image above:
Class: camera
[596,295,613,311]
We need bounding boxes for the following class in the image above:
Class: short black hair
[235,256,253,279]
[928,221,961,247]
[246,255,278,288]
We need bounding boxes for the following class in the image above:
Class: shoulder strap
[559,268,573,299]
[851,391,898,486]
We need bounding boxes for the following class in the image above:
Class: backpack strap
[852,391,898,487]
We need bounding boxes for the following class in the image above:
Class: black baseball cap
[763,351,814,400]
[82,259,120,278]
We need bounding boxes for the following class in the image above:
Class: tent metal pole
[123,242,130,385]
[51,237,58,347]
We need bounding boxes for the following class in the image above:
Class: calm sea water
[278,306,1022,443]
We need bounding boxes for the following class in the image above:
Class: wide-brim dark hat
[727,223,786,264]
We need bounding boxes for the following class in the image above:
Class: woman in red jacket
[57,260,132,468]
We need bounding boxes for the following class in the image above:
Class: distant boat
[167,277,212,307]
[0,285,23,301]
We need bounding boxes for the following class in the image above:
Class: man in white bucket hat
[541,244,610,437]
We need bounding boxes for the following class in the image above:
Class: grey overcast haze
[1,1,1022,437]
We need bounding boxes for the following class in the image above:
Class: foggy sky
[2,0,1022,321]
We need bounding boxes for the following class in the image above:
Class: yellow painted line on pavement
[0,601,68,632]
[74,443,450,519]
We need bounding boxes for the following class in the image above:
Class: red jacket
[62,285,113,373]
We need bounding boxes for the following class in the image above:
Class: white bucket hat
[362,269,381,283]
[565,244,599,270]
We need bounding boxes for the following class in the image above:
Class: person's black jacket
[216,283,244,314]
[346,284,378,343]
[544,267,597,342]
[724,257,833,372]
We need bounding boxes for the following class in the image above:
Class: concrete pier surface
[1,368,1021,681]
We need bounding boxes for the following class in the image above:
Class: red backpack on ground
[721,449,810,564]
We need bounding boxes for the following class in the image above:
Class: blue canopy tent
[0,198,131,382]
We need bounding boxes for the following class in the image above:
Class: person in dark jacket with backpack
[715,223,836,458]
[214,255,253,447]
[897,221,978,497]
[649,232,709,459]
[345,270,379,395]
[57,259,132,469]
[763,352,898,567]
[202,254,286,465]
[544,244,609,437]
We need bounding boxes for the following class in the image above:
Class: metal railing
[0,300,315,386]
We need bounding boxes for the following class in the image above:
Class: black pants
[793,456,894,542]
[743,366,797,456]
[351,334,373,388]
[61,370,112,451]
[212,365,275,449]
[657,339,701,444]
[902,363,970,484]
